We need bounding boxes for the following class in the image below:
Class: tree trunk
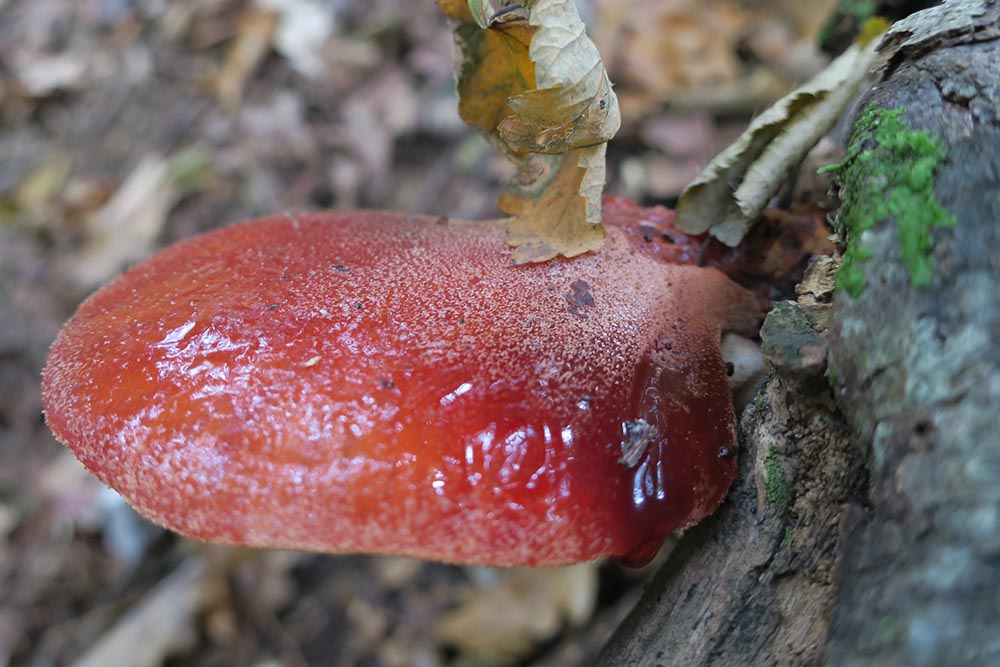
[594,2,1000,665]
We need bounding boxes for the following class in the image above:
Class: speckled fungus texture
[43,208,760,567]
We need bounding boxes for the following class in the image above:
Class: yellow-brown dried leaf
[437,0,474,23]
[502,148,606,264]
[447,0,619,262]
[215,8,278,110]
[453,20,536,144]
[498,0,619,159]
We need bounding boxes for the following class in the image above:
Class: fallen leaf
[254,0,336,79]
[675,24,886,246]
[593,0,747,116]
[215,8,278,110]
[13,52,88,97]
[444,0,620,262]
[65,154,182,289]
[502,148,607,263]
[438,0,475,22]
[452,18,536,151]
[435,563,599,664]
[70,559,206,667]
[497,0,620,158]
[12,154,72,217]
[39,451,107,533]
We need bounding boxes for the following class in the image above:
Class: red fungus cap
[42,210,760,566]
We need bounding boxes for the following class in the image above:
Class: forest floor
[0,1,841,665]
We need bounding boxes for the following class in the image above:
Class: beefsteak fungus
[43,206,761,566]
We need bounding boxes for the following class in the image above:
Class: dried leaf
[676,24,886,246]
[446,0,620,263]
[452,20,536,146]
[215,8,278,110]
[66,154,181,289]
[13,52,89,97]
[71,559,206,667]
[255,0,336,79]
[502,148,607,263]
[498,0,619,157]
[437,0,474,22]
[13,154,72,215]
[435,563,599,664]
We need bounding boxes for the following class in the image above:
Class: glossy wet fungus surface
[43,209,760,566]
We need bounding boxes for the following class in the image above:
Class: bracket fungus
[42,203,762,567]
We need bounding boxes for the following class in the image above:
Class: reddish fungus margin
[42,209,761,567]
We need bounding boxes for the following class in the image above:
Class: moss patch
[764,449,791,517]
[821,105,955,296]
[779,527,794,550]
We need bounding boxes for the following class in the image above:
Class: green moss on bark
[821,105,955,296]
[764,449,791,517]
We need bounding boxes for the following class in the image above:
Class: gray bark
[826,2,1000,665]
[594,2,1000,665]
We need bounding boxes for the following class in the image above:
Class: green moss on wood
[764,449,791,517]
[780,527,794,550]
[821,105,955,296]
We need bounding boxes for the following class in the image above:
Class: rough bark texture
[595,2,999,665]
[826,2,1000,665]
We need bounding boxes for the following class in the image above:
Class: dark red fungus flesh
[42,207,761,567]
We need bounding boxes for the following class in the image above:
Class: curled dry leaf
[675,22,887,246]
[435,563,599,663]
[451,17,535,145]
[495,0,619,157]
[438,0,475,22]
[255,0,337,79]
[66,154,180,290]
[501,149,607,263]
[71,559,205,667]
[215,8,278,110]
[442,0,620,263]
